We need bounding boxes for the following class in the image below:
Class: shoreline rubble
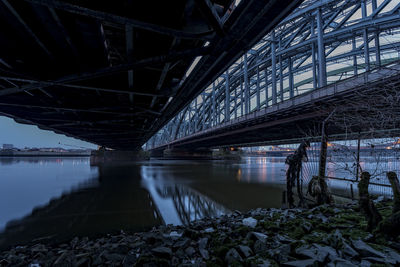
[1,199,400,266]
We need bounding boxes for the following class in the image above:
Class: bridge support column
[149,149,164,158]
[163,148,213,159]
[213,147,242,160]
[90,149,149,165]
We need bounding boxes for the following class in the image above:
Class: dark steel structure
[0,0,300,150]
[148,0,400,150]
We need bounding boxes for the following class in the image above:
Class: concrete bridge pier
[212,147,242,160]
[149,149,164,158]
[90,149,149,165]
[163,148,213,159]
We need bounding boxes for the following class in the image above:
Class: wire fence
[300,141,399,200]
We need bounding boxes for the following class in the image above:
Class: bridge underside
[152,63,400,150]
[0,0,300,150]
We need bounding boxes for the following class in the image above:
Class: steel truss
[147,0,400,149]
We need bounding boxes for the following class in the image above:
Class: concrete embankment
[1,200,399,266]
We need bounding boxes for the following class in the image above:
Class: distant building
[2,144,13,150]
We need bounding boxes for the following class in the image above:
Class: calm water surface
[0,156,287,249]
[0,156,392,249]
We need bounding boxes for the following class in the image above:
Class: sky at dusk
[0,116,97,149]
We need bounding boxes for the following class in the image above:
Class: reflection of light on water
[236,168,242,182]
[256,157,267,182]
[261,160,267,182]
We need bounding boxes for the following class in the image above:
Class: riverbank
[0,151,90,157]
[1,200,399,266]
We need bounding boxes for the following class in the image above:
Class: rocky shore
[1,199,400,266]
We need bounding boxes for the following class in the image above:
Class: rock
[257,259,272,266]
[362,233,374,242]
[237,245,252,258]
[385,248,400,263]
[247,232,268,243]
[183,229,200,239]
[360,260,372,267]
[92,255,103,265]
[53,251,68,265]
[280,243,291,254]
[142,233,160,244]
[333,208,342,213]
[328,258,354,267]
[171,256,179,265]
[314,244,338,260]
[174,238,191,249]
[242,217,258,228]
[151,247,172,258]
[169,231,182,238]
[233,210,242,216]
[104,253,124,262]
[225,248,243,264]
[31,244,48,253]
[268,244,291,262]
[184,246,196,257]
[253,240,267,254]
[204,227,214,233]
[174,249,186,258]
[115,244,130,254]
[363,257,396,265]
[198,237,208,249]
[121,253,137,265]
[132,241,146,248]
[295,244,338,262]
[341,241,358,258]
[274,234,294,244]
[389,241,400,251]
[70,237,79,249]
[302,222,313,233]
[328,229,344,248]
[352,240,385,258]
[283,259,318,266]
[307,213,328,223]
[199,248,209,260]
[373,195,385,203]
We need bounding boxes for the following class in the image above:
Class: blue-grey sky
[0,116,97,149]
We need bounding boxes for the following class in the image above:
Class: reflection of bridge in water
[0,162,233,250]
[141,165,229,226]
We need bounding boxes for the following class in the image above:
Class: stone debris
[242,217,258,228]
[0,199,399,266]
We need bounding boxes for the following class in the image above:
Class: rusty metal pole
[356,134,361,181]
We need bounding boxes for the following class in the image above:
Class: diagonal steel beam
[1,0,52,57]
[0,76,171,97]
[22,0,214,40]
[0,102,161,116]
[0,46,211,97]
[195,0,223,34]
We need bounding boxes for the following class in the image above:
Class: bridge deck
[152,62,400,150]
[0,0,300,150]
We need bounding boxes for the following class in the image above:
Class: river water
[0,156,393,249]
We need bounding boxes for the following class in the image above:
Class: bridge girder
[0,0,301,150]
[148,0,400,149]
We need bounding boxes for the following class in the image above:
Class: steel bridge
[147,0,400,151]
[0,0,300,150]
